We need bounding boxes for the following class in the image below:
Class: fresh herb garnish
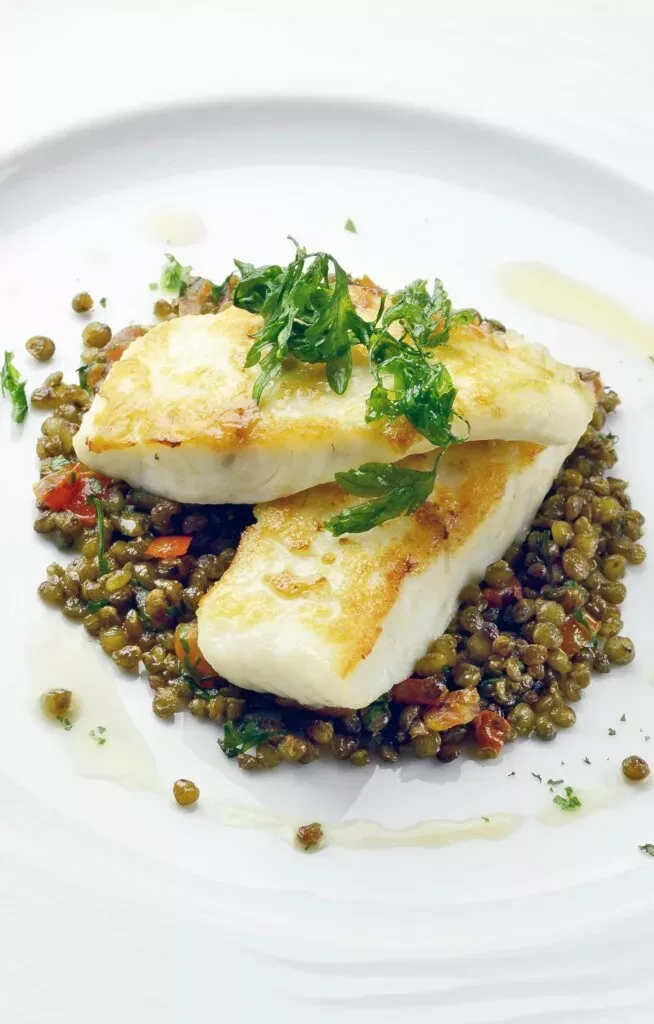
[572,608,599,647]
[547,778,564,787]
[620,713,626,722]
[553,785,581,811]
[232,240,477,535]
[361,697,391,732]
[508,771,516,777]
[77,364,92,394]
[89,725,107,745]
[639,843,654,857]
[344,218,357,233]
[56,715,73,731]
[211,273,233,306]
[86,477,108,575]
[608,727,617,736]
[219,720,272,759]
[583,756,591,765]
[482,816,490,823]
[531,772,543,783]
[86,599,110,614]
[161,254,192,295]
[1,351,28,423]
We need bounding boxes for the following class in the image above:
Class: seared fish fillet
[74,288,594,504]
[197,440,573,709]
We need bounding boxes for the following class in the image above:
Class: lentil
[173,779,200,805]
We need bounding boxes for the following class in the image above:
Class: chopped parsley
[77,364,92,394]
[583,756,591,765]
[344,218,357,233]
[89,726,107,745]
[639,844,654,857]
[620,713,626,722]
[56,715,73,731]
[608,728,617,736]
[161,253,192,295]
[553,785,581,811]
[219,720,273,759]
[547,778,564,788]
[232,240,477,534]
[531,772,543,783]
[482,816,490,823]
[99,297,107,308]
[1,351,28,423]
[508,771,516,777]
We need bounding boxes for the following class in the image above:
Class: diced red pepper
[146,535,192,559]
[560,613,599,656]
[391,676,448,705]
[483,580,523,608]
[473,710,512,753]
[423,688,481,732]
[34,463,110,525]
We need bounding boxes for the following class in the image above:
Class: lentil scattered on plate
[31,277,646,774]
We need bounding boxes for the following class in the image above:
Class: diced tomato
[483,580,523,608]
[423,688,481,732]
[34,463,110,525]
[473,710,512,754]
[105,325,148,363]
[560,612,599,656]
[391,676,448,705]
[146,535,192,559]
[174,621,216,681]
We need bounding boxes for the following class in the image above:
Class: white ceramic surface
[2,29,654,1024]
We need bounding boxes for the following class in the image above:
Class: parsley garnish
[639,843,654,857]
[361,698,391,732]
[219,720,273,759]
[56,715,73,731]
[547,778,564,787]
[89,725,107,745]
[99,297,107,308]
[161,254,192,295]
[531,772,543,783]
[583,756,591,765]
[508,771,516,777]
[232,240,477,535]
[1,351,28,423]
[572,608,599,647]
[77,364,92,394]
[482,816,490,823]
[211,273,233,306]
[608,728,617,736]
[620,713,626,722]
[344,218,357,233]
[553,785,581,811]
[87,599,110,613]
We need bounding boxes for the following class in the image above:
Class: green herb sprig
[232,240,477,535]
[161,254,192,295]
[553,785,581,811]
[219,720,273,759]
[1,351,28,423]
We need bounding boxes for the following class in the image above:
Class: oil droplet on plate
[499,261,654,359]
[144,211,207,246]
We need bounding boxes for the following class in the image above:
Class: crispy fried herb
[572,607,599,647]
[219,720,272,758]
[344,218,357,233]
[232,240,478,534]
[161,254,192,295]
[1,351,28,423]
[639,843,654,857]
[553,785,581,811]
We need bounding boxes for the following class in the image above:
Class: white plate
[2,98,654,1023]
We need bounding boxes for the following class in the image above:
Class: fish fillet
[74,286,593,503]
[197,440,574,709]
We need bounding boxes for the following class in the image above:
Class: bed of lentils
[33,279,646,772]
